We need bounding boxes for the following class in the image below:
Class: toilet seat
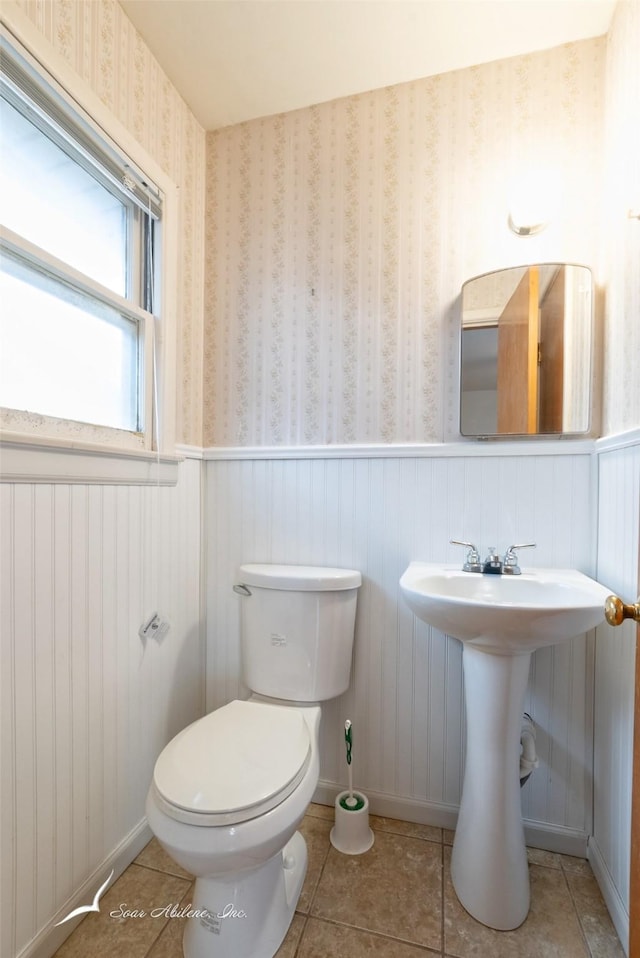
[152,700,312,827]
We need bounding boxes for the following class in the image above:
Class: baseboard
[17,819,153,958]
[588,837,630,956]
[522,820,588,857]
[313,780,589,857]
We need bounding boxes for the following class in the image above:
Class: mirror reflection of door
[496,265,539,433]
[460,263,593,437]
[538,266,565,433]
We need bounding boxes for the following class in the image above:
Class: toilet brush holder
[330,790,374,855]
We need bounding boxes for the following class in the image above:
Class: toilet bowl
[145,564,361,958]
[145,699,320,957]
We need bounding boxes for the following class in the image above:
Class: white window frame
[0,5,179,483]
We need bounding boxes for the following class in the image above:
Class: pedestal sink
[399,562,610,930]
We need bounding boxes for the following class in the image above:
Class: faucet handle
[503,543,536,575]
[450,539,482,573]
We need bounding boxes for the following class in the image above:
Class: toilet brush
[341,720,364,810]
[330,719,374,854]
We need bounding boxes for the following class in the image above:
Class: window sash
[0,227,153,338]
[1,92,134,298]
[0,226,155,439]
[1,262,141,432]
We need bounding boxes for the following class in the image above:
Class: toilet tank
[236,564,362,702]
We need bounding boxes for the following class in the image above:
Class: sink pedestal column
[451,645,532,930]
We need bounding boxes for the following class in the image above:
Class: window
[0,33,162,448]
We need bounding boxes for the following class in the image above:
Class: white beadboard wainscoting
[206,445,598,854]
[590,433,640,954]
[0,457,204,958]
[4,434,638,958]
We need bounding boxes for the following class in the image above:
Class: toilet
[145,563,361,958]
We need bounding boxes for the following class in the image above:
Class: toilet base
[182,830,307,958]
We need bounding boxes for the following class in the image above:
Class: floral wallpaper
[9,1,637,446]
[204,37,606,446]
[13,0,206,446]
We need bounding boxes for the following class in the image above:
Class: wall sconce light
[507,213,547,236]
[507,166,558,236]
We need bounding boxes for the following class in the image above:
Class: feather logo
[55,869,115,926]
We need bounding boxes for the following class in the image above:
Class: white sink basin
[399,560,610,930]
[400,562,610,653]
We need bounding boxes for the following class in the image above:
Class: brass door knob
[604,594,640,626]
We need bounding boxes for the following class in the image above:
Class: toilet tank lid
[239,563,361,591]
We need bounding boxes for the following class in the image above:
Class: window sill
[0,432,181,485]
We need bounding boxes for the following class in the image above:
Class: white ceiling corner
[119,0,617,130]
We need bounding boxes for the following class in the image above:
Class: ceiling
[119,0,616,131]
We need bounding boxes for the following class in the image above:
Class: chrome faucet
[452,540,536,575]
[482,547,503,575]
[450,540,482,573]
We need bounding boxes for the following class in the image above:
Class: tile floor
[54,803,625,958]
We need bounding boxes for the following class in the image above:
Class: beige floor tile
[527,847,563,869]
[305,802,335,821]
[275,913,307,957]
[311,830,442,951]
[51,807,625,958]
[298,916,441,957]
[296,813,333,913]
[135,837,193,880]
[54,863,191,958]
[565,870,626,958]
[444,848,590,958]
[145,881,196,958]
[370,814,442,843]
[561,855,595,877]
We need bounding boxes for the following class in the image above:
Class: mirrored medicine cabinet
[459,263,594,438]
